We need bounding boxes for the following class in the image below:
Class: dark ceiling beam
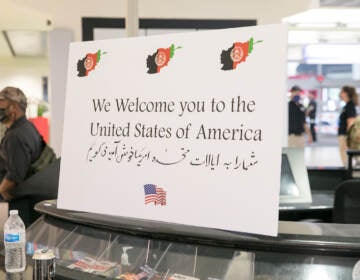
[2,31,16,57]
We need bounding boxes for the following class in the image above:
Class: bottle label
[4,233,20,242]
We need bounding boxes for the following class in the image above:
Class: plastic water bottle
[4,210,26,273]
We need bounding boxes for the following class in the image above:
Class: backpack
[347,116,360,149]
[26,121,57,176]
[29,140,57,176]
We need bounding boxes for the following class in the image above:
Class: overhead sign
[58,24,287,236]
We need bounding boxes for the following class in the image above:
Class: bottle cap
[9,210,18,215]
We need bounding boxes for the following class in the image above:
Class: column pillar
[126,0,139,37]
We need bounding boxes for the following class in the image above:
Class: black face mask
[0,106,10,123]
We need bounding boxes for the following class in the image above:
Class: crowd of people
[288,84,359,166]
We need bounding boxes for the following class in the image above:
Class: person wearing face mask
[288,85,312,148]
[0,87,43,200]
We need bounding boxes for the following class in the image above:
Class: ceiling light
[303,44,360,63]
[283,8,360,26]
[3,30,47,57]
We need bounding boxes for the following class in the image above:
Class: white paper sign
[58,24,287,236]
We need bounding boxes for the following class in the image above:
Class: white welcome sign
[58,24,287,236]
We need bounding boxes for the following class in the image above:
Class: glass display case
[3,200,360,279]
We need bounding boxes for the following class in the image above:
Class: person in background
[306,91,317,143]
[288,85,312,148]
[338,85,358,166]
[0,87,43,200]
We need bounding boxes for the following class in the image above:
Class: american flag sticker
[144,184,167,206]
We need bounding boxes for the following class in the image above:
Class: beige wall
[0,57,48,100]
[13,0,126,41]
[0,58,48,122]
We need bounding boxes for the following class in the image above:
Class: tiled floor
[303,133,343,167]
[305,146,343,167]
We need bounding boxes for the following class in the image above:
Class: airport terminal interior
[1,0,360,279]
